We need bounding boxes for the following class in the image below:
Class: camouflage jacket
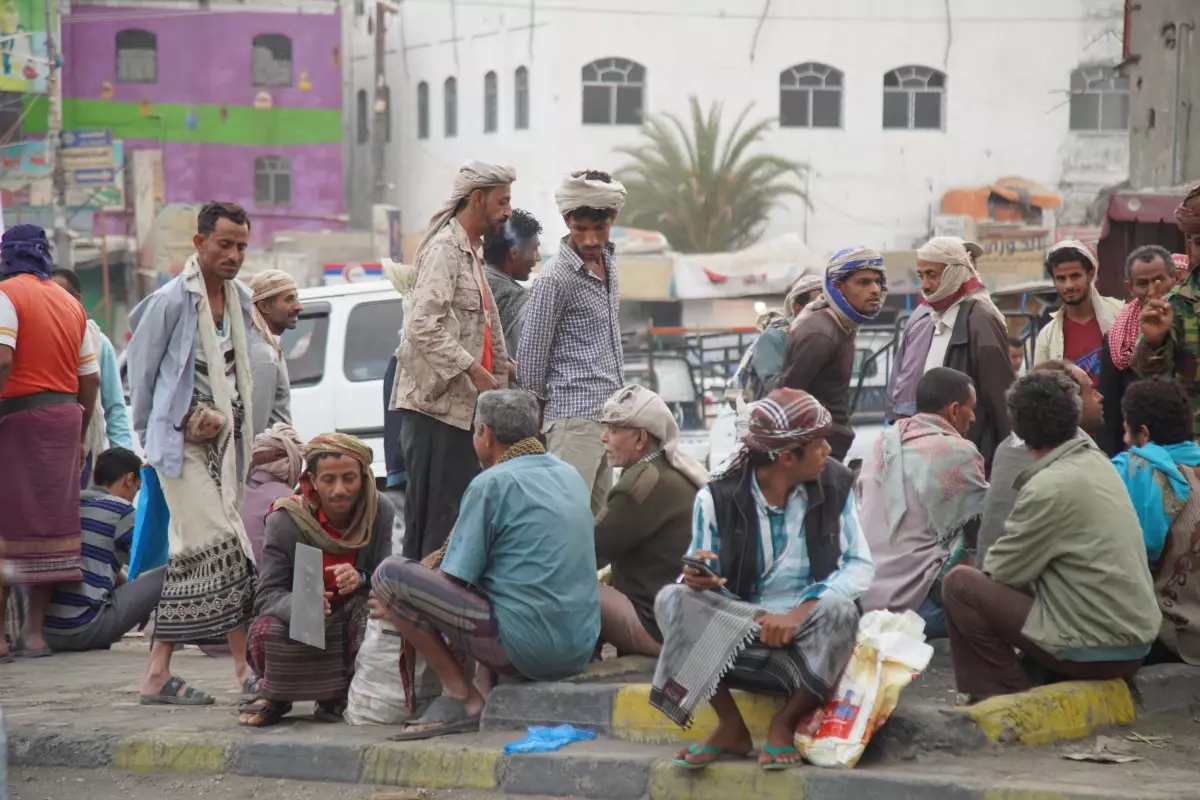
[391,218,508,430]
[1134,269,1200,439]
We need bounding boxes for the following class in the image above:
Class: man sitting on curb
[1112,380,1200,665]
[371,389,600,741]
[45,448,165,652]
[859,368,987,639]
[653,388,872,771]
[595,384,708,657]
[977,359,1103,563]
[943,371,1160,703]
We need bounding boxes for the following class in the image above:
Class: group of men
[3,158,1200,771]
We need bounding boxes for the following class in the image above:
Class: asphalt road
[8,768,566,800]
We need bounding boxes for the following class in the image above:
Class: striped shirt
[45,490,135,631]
[688,474,874,612]
[517,238,623,423]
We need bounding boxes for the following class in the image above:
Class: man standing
[860,368,987,638]
[483,208,541,356]
[735,272,824,404]
[127,201,258,705]
[246,269,301,438]
[0,224,100,658]
[886,237,1013,472]
[1136,184,1200,438]
[49,268,134,483]
[518,170,627,513]
[392,161,511,560]
[779,247,887,461]
[1034,239,1124,385]
[1096,245,1175,456]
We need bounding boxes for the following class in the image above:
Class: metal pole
[372,1,388,205]
[100,208,111,334]
[45,0,71,270]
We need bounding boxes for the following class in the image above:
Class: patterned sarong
[0,402,83,584]
[248,595,369,701]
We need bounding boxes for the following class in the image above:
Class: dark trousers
[398,410,480,560]
[943,566,1144,699]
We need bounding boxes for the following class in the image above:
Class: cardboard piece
[290,542,326,649]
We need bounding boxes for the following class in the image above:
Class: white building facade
[369,0,1128,260]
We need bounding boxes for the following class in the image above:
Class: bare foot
[674,718,753,766]
[19,632,48,653]
[758,707,804,766]
[239,699,288,727]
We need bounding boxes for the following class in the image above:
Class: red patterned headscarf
[712,388,833,479]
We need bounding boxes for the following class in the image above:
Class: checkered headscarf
[711,388,833,479]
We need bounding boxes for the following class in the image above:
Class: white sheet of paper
[290,542,326,650]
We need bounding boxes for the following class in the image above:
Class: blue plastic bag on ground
[129,466,170,580]
[504,725,597,754]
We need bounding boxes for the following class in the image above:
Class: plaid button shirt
[1134,270,1200,439]
[517,238,624,423]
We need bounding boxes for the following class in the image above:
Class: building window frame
[779,62,844,129]
[514,66,529,130]
[116,28,157,84]
[1068,65,1130,132]
[444,76,458,138]
[581,57,645,125]
[252,33,294,88]
[484,71,498,133]
[417,81,429,139]
[882,64,946,130]
[255,155,292,205]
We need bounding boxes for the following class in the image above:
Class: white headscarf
[246,269,298,354]
[600,385,708,489]
[555,171,628,215]
[418,160,517,260]
[916,236,1005,324]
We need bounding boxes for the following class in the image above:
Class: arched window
[882,65,945,130]
[444,77,458,138]
[253,34,293,87]
[514,66,530,130]
[581,57,645,125]
[116,29,156,84]
[356,89,368,144]
[417,81,429,139]
[255,156,292,205]
[780,62,843,128]
[484,71,498,133]
[1069,66,1130,131]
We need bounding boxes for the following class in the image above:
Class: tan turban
[916,236,1005,324]
[555,171,628,215]
[418,160,517,261]
[247,269,298,353]
[252,422,303,487]
[601,385,708,488]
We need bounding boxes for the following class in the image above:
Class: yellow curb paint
[361,742,498,790]
[647,760,805,800]
[563,656,657,683]
[612,684,785,745]
[985,792,1076,800]
[958,679,1135,746]
[113,732,234,774]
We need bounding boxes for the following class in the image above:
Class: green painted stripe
[22,97,341,146]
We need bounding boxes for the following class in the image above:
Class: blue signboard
[61,129,112,149]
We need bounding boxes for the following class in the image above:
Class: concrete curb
[5,725,1184,800]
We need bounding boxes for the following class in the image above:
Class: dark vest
[708,458,855,601]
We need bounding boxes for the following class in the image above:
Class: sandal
[671,744,753,770]
[238,698,292,728]
[388,695,482,742]
[313,700,346,723]
[239,672,262,705]
[760,744,804,771]
[139,675,216,706]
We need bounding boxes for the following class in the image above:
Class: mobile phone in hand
[680,556,720,580]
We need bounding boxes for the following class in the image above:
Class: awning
[1105,190,1186,224]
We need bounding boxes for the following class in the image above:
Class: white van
[281,281,404,483]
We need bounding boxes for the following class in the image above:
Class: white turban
[600,384,708,489]
[916,236,1005,324]
[247,269,298,353]
[418,160,517,260]
[555,171,628,215]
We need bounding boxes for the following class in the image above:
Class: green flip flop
[760,744,804,771]
[671,744,751,770]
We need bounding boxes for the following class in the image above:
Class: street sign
[61,129,112,149]
[70,167,116,185]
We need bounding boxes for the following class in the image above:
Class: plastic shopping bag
[346,618,411,725]
[504,725,597,754]
[129,467,169,580]
[794,609,934,768]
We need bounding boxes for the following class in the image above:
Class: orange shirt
[0,274,90,399]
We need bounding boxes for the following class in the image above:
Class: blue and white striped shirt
[45,489,135,631]
[688,474,874,612]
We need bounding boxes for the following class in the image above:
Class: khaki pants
[598,584,661,657]
[544,417,612,515]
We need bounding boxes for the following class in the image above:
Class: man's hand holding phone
[681,551,726,592]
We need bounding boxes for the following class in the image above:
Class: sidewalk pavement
[4,640,1200,799]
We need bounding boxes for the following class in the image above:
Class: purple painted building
[58,1,344,246]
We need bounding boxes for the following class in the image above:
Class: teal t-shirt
[440,453,600,680]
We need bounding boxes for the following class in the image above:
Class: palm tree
[614,97,808,254]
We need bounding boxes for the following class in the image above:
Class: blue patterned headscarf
[817,246,887,326]
[1,224,54,280]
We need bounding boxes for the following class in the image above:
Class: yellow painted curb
[612,684,784,745]
[113,732,235,774]
[984,791,1078,800]
[647,760,805,800]
[957,679,1135,746]
[361,742,499,790]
